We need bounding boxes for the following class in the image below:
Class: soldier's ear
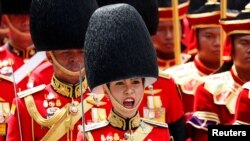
[46,51,53,63]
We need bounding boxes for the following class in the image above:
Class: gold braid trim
[108,110,140,131]
[233,120,250,125]
[41,94,105,141]
[133,122,154,141]
[25,95,67,127]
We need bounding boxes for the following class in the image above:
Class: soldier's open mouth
[123,98,135,109]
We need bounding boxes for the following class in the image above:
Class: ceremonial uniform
[164,1,227,123]
[187,2,250,140]
[7,0,99,140]
[83,3,172,141]
[7,76,111,141]
[157,53,191,70]
[187,67,244,140]
[163,56,215,121]
[233,82,250,125]
[96,0,183,131]
[85,110,170,141]
[31,61,53,86]
[152,0,191,71]
[0,0,39,139]
[140,75,184,125]
[0,43,36,137]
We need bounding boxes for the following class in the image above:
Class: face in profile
[109,78,144,110]
[233,34,250,70]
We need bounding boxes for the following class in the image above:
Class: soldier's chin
[60,67,85,78]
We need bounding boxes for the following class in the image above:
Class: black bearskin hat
[84,4,158,93]
[30,0,98,51]
[0,0,31,14]
[96,0,159,36]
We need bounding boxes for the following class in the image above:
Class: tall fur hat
[84,4,158,93]
[30,0,98,51]
[0,0,31,14]
[96,0,159,35]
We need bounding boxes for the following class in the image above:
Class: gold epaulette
[17,84,46,98]
[144,89,162,95]
[84,120,109,132]
[158,70,171,79]
[141,118,168,128]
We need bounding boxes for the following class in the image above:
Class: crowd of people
[0,0,250,141]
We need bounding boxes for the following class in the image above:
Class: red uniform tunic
[86,110,171,141]
[157,53,191,71]
[31,61,54,86]
[233,82,250,125]
[163,55,216,121]
[139,74,184,125]
[6,76,111,141]
[187,66,244,141]
[0,43,37,140]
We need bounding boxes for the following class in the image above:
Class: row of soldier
[0,0,250,141]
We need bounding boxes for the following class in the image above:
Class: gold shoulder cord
[24,95,68,127]
[132,122,154,140]
[25,93,105,141]
[41,94,105,141]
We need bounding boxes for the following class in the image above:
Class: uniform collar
[230,65,245,86]
[7,42,35,58]
[157,57,175,70]
[194,55,217,76]
[51,75,88,98]
[108,109,140,131]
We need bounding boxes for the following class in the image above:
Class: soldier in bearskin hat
[78,3,171,140]
[6,0,102,140]
[186,2,250,141]
[95,1,188,141]
[96,0,159,36]
[0,0,34,140]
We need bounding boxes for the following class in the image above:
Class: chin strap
[103,84,142,118]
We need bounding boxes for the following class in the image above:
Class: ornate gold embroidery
[51,75,87,98]
[108,110,140,131]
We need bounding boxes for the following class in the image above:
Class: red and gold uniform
[139,72,186,141]
[0,43,37,139]
[163,55,216,121]
[158,53,191,70]
[153,0,191,71]
[140,74,184,124]
[187,2,250,140]
[7,76,111,141]
[85,110,171,141]
[187,66,244,141]
[233,82,250,125]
